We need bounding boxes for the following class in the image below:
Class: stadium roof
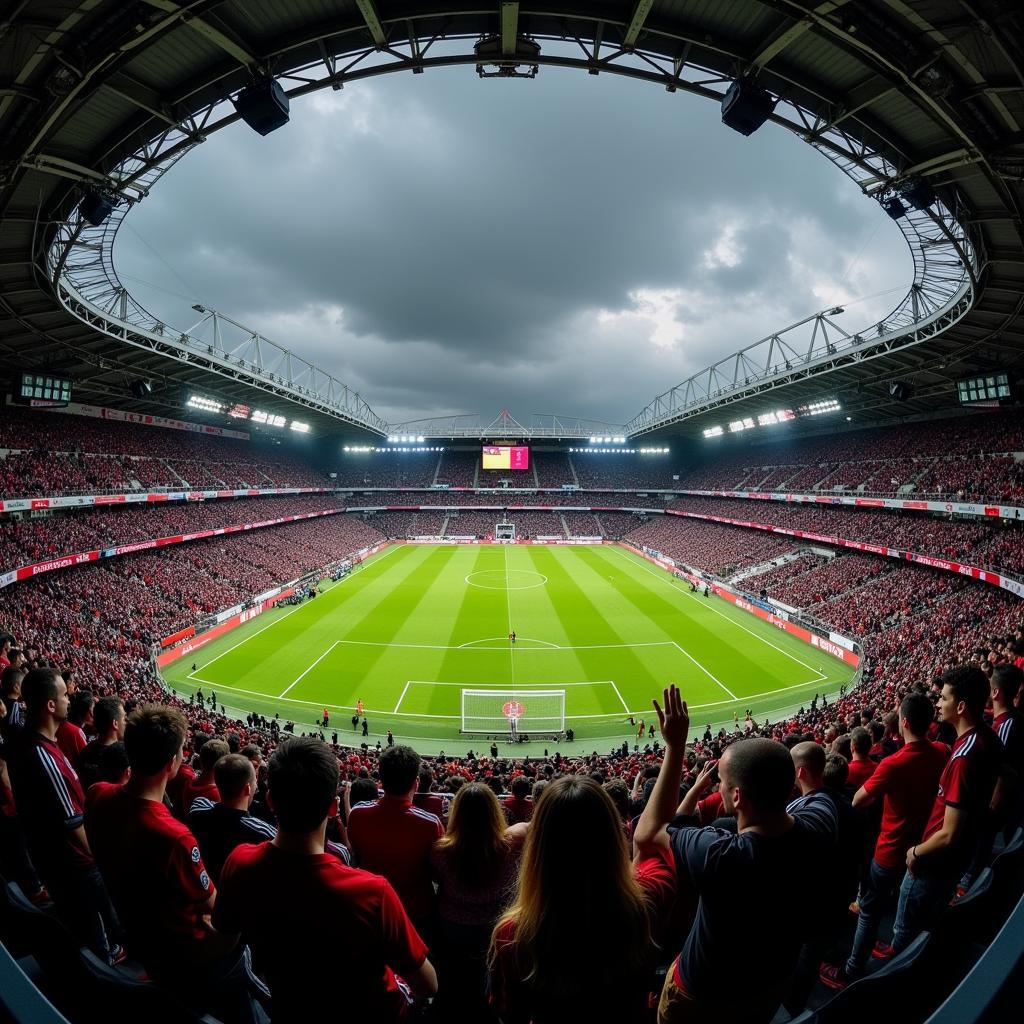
[1,1,1022,441]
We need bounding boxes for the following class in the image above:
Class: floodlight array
[568,447,669,454]
[588,436,627,444]
[343,446,445,453]
[702,401,839,438]
[386,435,426,443]
[188,394,223,413]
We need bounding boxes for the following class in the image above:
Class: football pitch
[163,544,856,753]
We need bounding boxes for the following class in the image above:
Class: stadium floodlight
[703,426,724,438]
[416,436,425,443]
[187,395,223,413]
[290,420,310,433]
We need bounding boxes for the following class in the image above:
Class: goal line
[394,679,629,715]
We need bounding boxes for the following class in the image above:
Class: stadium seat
[1,883,87,1013]
[810,931,935,1023]
[76,948,225,1024]
[933,869,995,957]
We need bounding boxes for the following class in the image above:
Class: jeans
[891,868,955,953]
[845,858,905,975]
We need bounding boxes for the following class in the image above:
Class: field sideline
[163,543,856,753]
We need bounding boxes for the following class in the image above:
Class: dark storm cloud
[117,68,911,425]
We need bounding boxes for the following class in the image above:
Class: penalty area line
[393,681,412,715]
[671,641,738,701]
[278,642,339,699]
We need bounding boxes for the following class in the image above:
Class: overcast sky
[117,68,911,429]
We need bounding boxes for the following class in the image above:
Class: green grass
[163,544,855,754]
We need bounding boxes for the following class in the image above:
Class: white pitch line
[332,638,676,652]
[608,680,630,714]
[188,604,303,678]
[393,680,412,714]
[187,543,404,680]
[277,642,339,698]
[403,679,619,688]
[671,641,738,701]
[613,547,828,680]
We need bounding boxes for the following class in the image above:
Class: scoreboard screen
[482,445,530,470]
[18,372,71,407]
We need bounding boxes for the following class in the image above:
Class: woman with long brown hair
[488,774,676,1023]
[431,781,528,1017]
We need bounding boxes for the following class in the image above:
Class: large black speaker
[79,190,114,227]
[130,380,153,399]
[234,79,290,136]
[889,381,913,401]
[899,176,937,211]
[721,79,776,136]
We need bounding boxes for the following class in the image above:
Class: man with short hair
[188,753,277,885]
[348,744,443,934]
[846,727,877,791]
[57,690,95,765]
[1,666,26,740]
[634,689,837,1024]
[214,737,437,1022]
[78,696,126,789]
[6,668,118,959]
[890,667,1002,953]
[990,663,1023,833]
[412,764,446,819]
[183,737,230,813]
[85,705,257,1024]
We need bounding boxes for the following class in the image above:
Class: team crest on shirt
[191,846,201,863]
[199,870,210,891]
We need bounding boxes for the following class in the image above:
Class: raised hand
[652,683,689,751]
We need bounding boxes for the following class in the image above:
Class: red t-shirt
[214,842,427,1023]
[921,725,1001,874]
[181,772,220,815]
[490,845,676,1023]
[846,758,877,792]
[861,739,949,869]
[348,795,443,929]
[84,783,216,974]
[501,795,533,824]
[56,721,88,766]
[696,791,725,826]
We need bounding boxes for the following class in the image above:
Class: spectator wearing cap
[214,737,437,1022]
[86,705,258,1024]
[348,745,444,936]
[6,667,119,960]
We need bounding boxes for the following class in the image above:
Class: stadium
[0,1,1022,1022]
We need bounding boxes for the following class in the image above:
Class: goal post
[461,689,566,735]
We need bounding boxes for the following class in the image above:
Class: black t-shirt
[669,795,837,1003]
[187,798,278,885]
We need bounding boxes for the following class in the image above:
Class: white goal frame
[460,688,566,735]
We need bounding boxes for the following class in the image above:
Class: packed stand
[331,452,440,489]
[532,451,573,487]
[561,511,602,537]
[434,451,478,488]
[570,453,687,489]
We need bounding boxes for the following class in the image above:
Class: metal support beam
[355,0,387,49]
[501,2,519,57]
[623,0,655,50]
[140,1,258,68]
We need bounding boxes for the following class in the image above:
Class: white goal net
[461,689,566,735]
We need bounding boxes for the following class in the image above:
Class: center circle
[465,569,549,591]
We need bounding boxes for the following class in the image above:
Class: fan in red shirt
[55,690,94,767]
[85,705,259,1024]
[348,745,444,934]
[892,667,1003,953]
[845,727,877,791]
[989,663,1024,832]
[214,737,437,1023]
[501,775,534,824]
[821,691,948,987]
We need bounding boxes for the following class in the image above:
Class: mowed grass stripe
[189,544,416,690]
[585,545,809,695]
[525,547,655,716]
[304,545,465,705]
[603,545,838,680]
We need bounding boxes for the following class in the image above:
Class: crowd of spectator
[662,497,1024,575]
[0,494,348,568]
[329,451,440,489]
[0,407,329,498]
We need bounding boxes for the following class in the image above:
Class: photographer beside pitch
[633,684,838,1024]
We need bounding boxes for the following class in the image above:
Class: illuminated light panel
[187,395,223,412]
[290,421,310,433]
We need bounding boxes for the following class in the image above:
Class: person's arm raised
[633,684,689,856]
